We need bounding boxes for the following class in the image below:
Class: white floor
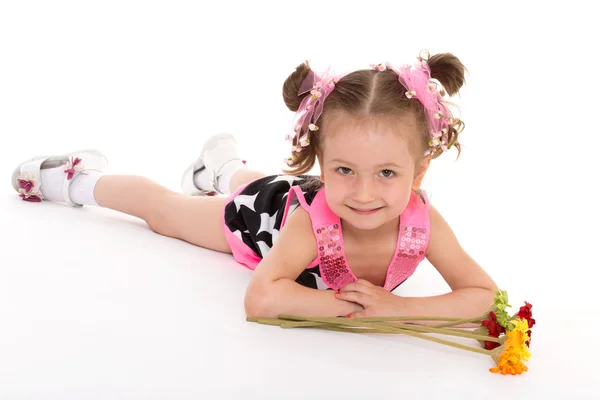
[1,1,598,398]
[1,189,596,398]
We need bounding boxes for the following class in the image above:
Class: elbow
[476,286,497,315]
[244,286,276,319]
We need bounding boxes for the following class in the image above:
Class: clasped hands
[335,279,404,318]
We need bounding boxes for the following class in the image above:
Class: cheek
[323,170,343,186]
[382,179,413,204]
[323,173,347,201]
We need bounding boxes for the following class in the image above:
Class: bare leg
[229,169,268,193]
[94,175,232,253]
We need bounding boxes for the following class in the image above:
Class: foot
[12,149,108,206]
[181,133,246,196]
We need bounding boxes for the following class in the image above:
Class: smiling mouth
[348,206,383,215]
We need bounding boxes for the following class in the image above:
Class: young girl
[12,51,498,321]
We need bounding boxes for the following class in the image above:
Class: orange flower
[489,318,531,375]
[490,345,529,375]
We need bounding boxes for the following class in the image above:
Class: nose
[352,176,377,204]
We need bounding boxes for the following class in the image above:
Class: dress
[221,174,431,291]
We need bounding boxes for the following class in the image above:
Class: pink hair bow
[285,67,345,165]
[373,61,452,155]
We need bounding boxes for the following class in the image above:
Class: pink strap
[382,190,431,291]
[307,189,357,290]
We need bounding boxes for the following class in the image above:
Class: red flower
[481,311,505,350]
[517,302,535,328]
[517,302,535,347]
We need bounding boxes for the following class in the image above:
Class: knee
[144,194,177,236]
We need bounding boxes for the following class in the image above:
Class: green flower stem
[363,321,502,343]
[252,318,390,334]
[278,319,502,343]
[369,324,492,355]
[277,314,485,334]
[281,321,397,333]
[246,317,284,326]
[430,316,484,328]
[263,316,491,355]
[278,314,464,323]
[292,324,390,334]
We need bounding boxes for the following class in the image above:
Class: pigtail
[425,52,467,97]
[423,51,468,159]
[282,61,313,111]
[281,61,320,175]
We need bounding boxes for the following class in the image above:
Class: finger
[347,309,370,319]
[355,279,375,287]
[339,280,372,294]
[335,291,371,307]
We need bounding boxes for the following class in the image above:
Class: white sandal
[181,133,245,196]
[12,149,108,206]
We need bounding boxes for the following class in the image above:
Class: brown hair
[281,51,467,175]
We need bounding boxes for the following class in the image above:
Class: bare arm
[244,206,363,319]
[401,204,498,320]
[249,279,360,318]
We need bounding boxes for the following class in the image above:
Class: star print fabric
[223,174,323,289]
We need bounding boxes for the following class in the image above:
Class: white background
[1,1,598,398]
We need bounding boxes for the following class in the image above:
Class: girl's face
[318,111,430,232]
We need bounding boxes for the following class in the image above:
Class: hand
[335,279,404,318]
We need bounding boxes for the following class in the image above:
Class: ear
[411,156,431,191]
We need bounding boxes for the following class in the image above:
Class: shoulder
[277,205,317,257]
[248,205,317,284]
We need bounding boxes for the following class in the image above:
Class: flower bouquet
[247,290,535,375]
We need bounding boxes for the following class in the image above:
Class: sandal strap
[60,154,107,206]
[208,158,243,194]
[62,173,81,207]
[61,157,84,206]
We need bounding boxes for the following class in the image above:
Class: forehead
[321,112,418,164]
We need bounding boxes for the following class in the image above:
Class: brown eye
[380,169,395,178]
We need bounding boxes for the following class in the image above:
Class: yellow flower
[511,318,530,334]
[507,318,531,361]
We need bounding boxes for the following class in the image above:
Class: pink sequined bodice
[282,186,431,291]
